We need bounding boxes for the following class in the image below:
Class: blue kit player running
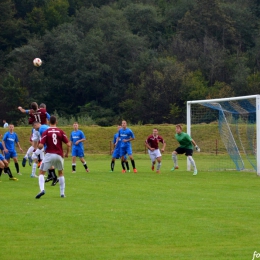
[2,124,23,175]
[70,122,89,173]
[110,125,130,172]
[118,120,137,173]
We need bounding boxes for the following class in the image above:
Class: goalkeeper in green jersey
[171,124,200,175]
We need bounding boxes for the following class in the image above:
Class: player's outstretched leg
[125,161,130,172]
[171,153,179,171]
[45,169,54,183]
[35,174,45,199]
[5,167,18,181]
[188,156,198,175]
[121,160,126,173]
[130,159,137,173]
[156,162,161,174]
[59,175,65,198]
[72,163,76,173]
[81,160,89,172]
[15,161,21,175]
[31,162,38,178]
[51,169,59,186]
[22,146,34,167]
[151,161,155,171]
[110,159,115,172]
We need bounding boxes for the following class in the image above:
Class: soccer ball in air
[33,58,42,67]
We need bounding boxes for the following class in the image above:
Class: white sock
[188,156,197,170]
[157,162,161,170]
[39,175,45,191]
[25,146,34,158]
[59,176,65,195]
[172,153,178,166]
[32,162,37,176]
[40,149,45,160]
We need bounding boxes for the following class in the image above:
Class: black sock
[47,170,52,179]
[5,167,13,178]
[131,159,135,169]
[52,169,57,179]
[72,165,76,171]
[0,168,2,177]
[15,162,19,173]
[111,161,115,171]
[83,162,88,169]
[47,169,54,180]
[125,161,129,170]
[37,154,41,162]
[50,169,57,180]
[121,161,125,170]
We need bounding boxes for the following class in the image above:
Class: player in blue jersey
[31,121,59,185]
[118,120,137,173]
[0,132,17,181]
[70,122,89,173]
[2,124,23,175]
[110,125,130,172]
[0,141,4,155]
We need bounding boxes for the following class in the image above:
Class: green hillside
[0,124,221,155]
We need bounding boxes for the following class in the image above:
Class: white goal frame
[187,95,260,175]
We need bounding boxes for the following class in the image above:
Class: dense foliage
[1,0,260,125]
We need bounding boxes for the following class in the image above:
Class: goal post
[187,95,260,175]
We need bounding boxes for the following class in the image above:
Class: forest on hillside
[1,0,260,125]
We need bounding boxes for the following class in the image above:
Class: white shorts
[32,148,45,161]
[148,149,162,162]
[31,129,41,142]
[40,153,64,171]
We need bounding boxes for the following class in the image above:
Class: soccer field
[0,154,259,260]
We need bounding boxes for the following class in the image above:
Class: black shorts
[175,147,193,156]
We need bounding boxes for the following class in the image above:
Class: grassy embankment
[0,124,222,155]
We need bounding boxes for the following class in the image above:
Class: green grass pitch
[0,154,259,260]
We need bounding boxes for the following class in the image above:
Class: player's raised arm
[18,106,27,113]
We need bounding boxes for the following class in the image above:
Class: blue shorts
[0,154,5,161]
[120,146,132,157]
[4,150,17,160]
[112,149,127,160]
[72,148,84,158]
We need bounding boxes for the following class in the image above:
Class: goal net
[187,95,260,174]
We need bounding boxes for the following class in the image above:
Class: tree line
[1,0,260,125]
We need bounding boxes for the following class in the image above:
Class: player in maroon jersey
[18,102,48,125]
[35,116,70,199]
[145,128,166,173]
[18,103,50,168]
